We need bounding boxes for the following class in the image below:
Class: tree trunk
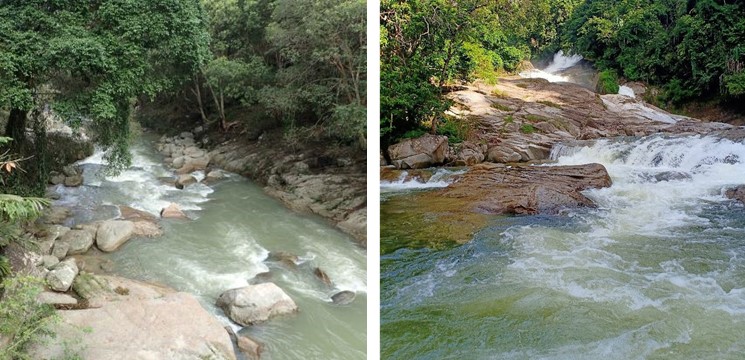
[4,108,27,148]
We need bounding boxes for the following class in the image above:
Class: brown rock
[313,267,332,287]
[237,335,263,360]
[160,203,187,219]
[176,174,198,188]
[726,185,745,204]
[440,163,612,215]
[388,135,449,169]
[118,206,157,222]
[63,175,83,187]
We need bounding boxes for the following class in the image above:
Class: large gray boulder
[387,135,449,169]
[58,229,94,255]
[96,220,135,252]
[46,258,79,292]
[216,283,298,326]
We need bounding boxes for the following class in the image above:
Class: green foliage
[436,117,468,144]
[0,276,59,359]
[380,0,560,145]
[0,0,211,173]
[199,0,366,144]
[524,114,548,122]
[400,128,428,140]
[520,124,536,134]
[538,100,562,109]
[724,72,745,96]
[597,69,620,95]
[562,0,745,104]
[491,103,513,112]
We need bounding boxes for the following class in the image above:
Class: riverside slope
[208,130,367,246]
[386,77,734,169]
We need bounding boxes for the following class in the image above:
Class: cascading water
[380,168,466,193]
[519,50,584,83]
[381,133,745,359]
[53,134,367,359]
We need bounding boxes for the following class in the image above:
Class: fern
[0,195,50,222]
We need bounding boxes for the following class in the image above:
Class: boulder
[132,221,164,237]
[438,163,612,215]
[49,172,66,185]
[51,242,69,260]
[62,164,80,177]
[30,278,236,360]
[248,272,273,285]
[487,145,523,163]
[42,255,59,269]
[178,155,211,174]
[331,290,356,305]
[266,251,298,269]
[176,174,198,188]
[118,206,158,222]
[451,141,486,166]
[184,146,206,158]
[96,220,135,252]
[63,175,83,187]
[59,229,95,255]
[46,258,79,292]
[388,135,449,169]
[172,156,186,169]
[216,283,298,326]
[204,169,226,183]
[726,185,745,204]
[160,203,187,219]
[313,267,332,287]
[237,335,263,360]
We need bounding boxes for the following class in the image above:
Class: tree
[0,0,210,173]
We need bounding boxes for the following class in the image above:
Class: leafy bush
[520,124,536,134]
[437,117,469,144]
[597,70,620,95]
[328,103,366,144]
[400,128,427,140]
[0,276,59,359]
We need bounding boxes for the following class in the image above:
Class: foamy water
[519,50,584,83]
[382,133,745,359]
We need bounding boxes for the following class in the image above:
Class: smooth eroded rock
[59,229,95,255]
[96,220,135,252]
[160,203,187,219]
[216,283,298,326]
[388,135,449,169]
[46,259,79,292]
[331,290,356,305]
[31,281,235,360]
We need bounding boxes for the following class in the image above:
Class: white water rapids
[519,50,584,83]
[52,135,367,359]
[381,133,745,359]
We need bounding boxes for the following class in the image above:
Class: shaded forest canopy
[0,0,366,196]
[380,0,745,145]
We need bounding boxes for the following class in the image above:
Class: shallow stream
[52,133,367,359]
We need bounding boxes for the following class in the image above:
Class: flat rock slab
[439,162,612,215]
[31,277,235,360]
[382,163,612,249]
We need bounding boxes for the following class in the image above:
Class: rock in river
[96,220,135,252]
[216,283,298,326]
[331,290,356,305]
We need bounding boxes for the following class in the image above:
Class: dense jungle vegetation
[0,2,365,353]
[0,0,366,196]
[380,0,745,146]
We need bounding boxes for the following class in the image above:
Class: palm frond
[0,195,51,222]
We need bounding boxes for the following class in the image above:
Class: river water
[381,134,745,359]
[51,134,366,359]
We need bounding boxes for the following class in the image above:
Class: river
[381,133,745,359]
[51,133,367,359]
